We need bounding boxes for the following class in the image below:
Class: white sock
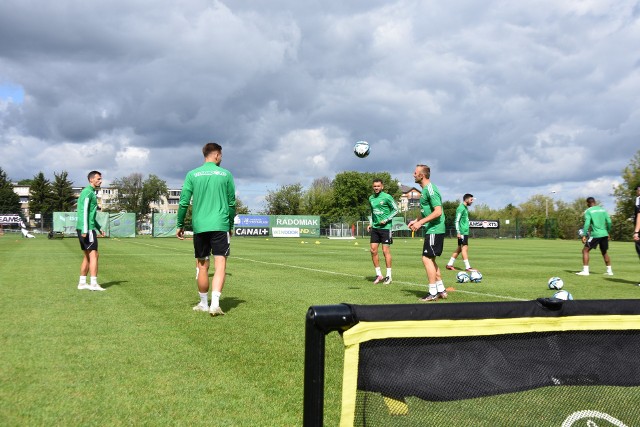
[428,284,437,295]
[386,268,392,279]
[464,260,471,269]
[199,292,208,307]
[90,276,98,285]
[583,266,589,273]
[79,276,87,285]
[375,267,382,277]
[436,281,445,293]
[606,266,613,274]
[448,257,456,266]
[211,291,221,309]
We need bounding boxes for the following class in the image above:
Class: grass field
[1,234,639,426]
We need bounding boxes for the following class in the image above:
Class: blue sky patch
[0,83,24,103]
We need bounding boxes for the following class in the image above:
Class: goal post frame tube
[304,304,357,427]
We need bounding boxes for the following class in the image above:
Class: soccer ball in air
[547,277,564,290]
[552,290,573,301]
[469,271,483,283]
[456,272,470,283]
[353,140,370,158]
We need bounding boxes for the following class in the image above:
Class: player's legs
[422,255,438,286]
[80,251,90,277]
[78,230,103,290]
[88,250,99,277]
[370,242,381,268]
[446,245,461,269]
[577,245,591,275]
[208,232,230,316]
[600,240,613,275]
[196,257,210,293]
[370,230,384,283]
[211,255,227,293]
[381,243,392,284]
[420,234,445,301]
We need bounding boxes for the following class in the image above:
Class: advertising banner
[469,220,500,229]
[108,212,135,237]
[153,213,177,237]
[53,212,78,235]
[234,215,270,227]
[271,215,320,237]
[235,227,270,237]
[0,214,24,225]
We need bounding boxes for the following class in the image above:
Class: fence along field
[0,235,638,425]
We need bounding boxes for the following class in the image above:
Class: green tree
[50,171,76,212]
[28,172,54,219]
[264,183,304,215]
[141,174,169,216]
[331,171,401,224]
[611,149,640,240]
[111,173,168,216]
[442,200,459,233]
[0,167,21,216]
[235,197,250,215]
[302,177,334,214]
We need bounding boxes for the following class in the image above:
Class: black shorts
[77,230,98,251]
[370,228,393,245]
[194,231,230,258]
[422,233,445,257]
[585,236,609,253]
[635,240,640,258]
[457,235,469,246]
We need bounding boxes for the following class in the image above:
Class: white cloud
[0,0,638,213]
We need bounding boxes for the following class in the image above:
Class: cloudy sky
[1,0,639,213]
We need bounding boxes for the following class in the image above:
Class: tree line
[1,149,638,238]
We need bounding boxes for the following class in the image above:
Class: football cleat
[419,293,439,302]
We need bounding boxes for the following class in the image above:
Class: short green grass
[0,234,638,425]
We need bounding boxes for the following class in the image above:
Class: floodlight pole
[304,304,356,427]
[545,191,557,219]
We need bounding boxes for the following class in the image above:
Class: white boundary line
[119,240,525,301]
[233,256,525,301]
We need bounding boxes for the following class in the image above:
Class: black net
[353,331,640,426]
[337,300,640,427]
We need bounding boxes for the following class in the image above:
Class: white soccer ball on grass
[547,277,564,290]
[469,270,483,283]
[456,272,470,283]
[553,290,573,300]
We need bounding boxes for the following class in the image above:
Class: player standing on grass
[367,178,399,285]
[445,193,475,272]
[177,142,236,317]
[576,197,613,276]
[408,164,447,302]
[633,185,640,286]
[76,171,106,291]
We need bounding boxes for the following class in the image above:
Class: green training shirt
[454,202,469,235]
[76,185,101,233]
[177,162,236,234]
[369,191,399,230]
[582,205,611,238]
[419,183,445,234]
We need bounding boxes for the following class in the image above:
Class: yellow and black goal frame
[303,299,640,427]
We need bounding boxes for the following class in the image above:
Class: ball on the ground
[553,290,573,300]
[353,140,370,158]
[548,276,564,290]
[469,270,483,283]
[456,272,470,283]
